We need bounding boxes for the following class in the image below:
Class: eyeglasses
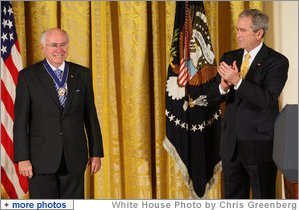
[44,42,68,49]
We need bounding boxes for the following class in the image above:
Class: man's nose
[55,45,64,51]
[236,30,241,38]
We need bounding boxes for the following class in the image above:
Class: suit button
[59,132,63,136]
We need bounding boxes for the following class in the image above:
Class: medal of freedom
[58,87,66,96]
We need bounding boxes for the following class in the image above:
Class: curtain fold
[8,1,265,199]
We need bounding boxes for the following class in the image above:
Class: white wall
[271,1,298,107]
[264,1,298,199]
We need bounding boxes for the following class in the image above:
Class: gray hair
[239,9,269,37]
[40,28,69,45]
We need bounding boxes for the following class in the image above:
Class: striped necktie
[240,53,251,79]
[54,69,67,107]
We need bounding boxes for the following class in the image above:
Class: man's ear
[256,29,264,39]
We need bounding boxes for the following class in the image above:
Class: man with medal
[13,28,104,199]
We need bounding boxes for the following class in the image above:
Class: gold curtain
[7,1,265,199]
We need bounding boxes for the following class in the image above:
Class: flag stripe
[1,101,14,140]
[1,145,24,198]
[1,144,28,195]
[178,58,189,86]
[1,124,14,162]
[11,42,23,71]
[1,81,15,120]
[4,55,19,85]
[1,62,16,100]
[1,167,18,198]
[1,109,28,194]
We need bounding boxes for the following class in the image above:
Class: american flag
[1,1,28,198]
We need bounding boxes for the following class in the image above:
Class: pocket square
[75,89,80,93]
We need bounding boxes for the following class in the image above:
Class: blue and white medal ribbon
[43,59,69,96]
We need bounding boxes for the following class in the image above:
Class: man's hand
[88,157,102,175]
[220,77,231,92]
[218,61,241,85]
[218,63,232,91]
[18,160,33,178]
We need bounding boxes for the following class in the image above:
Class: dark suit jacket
[207,44,288,164]
[14,61,104,174]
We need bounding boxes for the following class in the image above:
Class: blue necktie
[54,69,67,107]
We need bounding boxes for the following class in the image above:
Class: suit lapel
[63,62,77,113]
[37,62,62,109]
[246,44,268,79]
[234,50,244,102]
[235,44,269,103]
[234,46,266,101]
[236,50,244,71]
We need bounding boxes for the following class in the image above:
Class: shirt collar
[46,59,65,72]
[243,42,263,60]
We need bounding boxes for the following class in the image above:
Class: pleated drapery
[5,1,263,199]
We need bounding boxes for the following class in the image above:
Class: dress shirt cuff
[219,84,230,95]
[234,78,243,90]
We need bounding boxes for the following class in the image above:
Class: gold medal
[58,87,66,96]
